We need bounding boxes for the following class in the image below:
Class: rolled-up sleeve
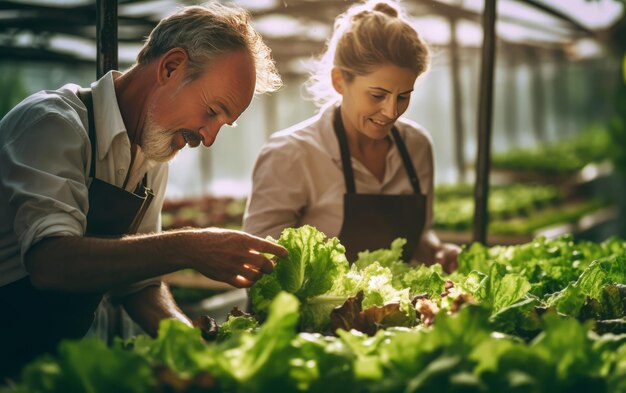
[0,110,90,263]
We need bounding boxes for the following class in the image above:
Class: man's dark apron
[0,88,153,378]
[333,107,427,263]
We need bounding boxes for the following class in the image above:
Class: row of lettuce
[491,125,611,174]
[437,126,614,236]
[250,227,625,338]
[159,182,606,236]
[8,226,626,393]
[433,183,607,234]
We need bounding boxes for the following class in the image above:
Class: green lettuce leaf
[213,292,301,392]
[476,264,532,313]
[17,339,153,393]
[218,314,260,341]
[249,226,349,315]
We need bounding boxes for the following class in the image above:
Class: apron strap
[333,106,357,194]
[333,106,423,195]
[391,128,422,195]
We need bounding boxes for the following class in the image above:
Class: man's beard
[141,109,180,163]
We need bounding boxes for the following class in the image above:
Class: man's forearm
[25,226,288,293]
[24,231,188,292]
[122,282,192,337]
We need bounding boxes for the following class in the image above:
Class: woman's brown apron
[333,107,427,263]
[0,89,153,378]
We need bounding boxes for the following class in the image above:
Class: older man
[0,2,285,377]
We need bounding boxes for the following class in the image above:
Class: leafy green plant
[436,183,559,226]
[9,228,626,393]
[491,126,612,174]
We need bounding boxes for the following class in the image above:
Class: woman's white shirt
[243,103,435,240]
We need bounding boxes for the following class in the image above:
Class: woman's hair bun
[372,2,399,17]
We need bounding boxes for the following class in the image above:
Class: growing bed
[6,226,625,393]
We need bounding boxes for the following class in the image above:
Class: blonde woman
[244,0,459,269]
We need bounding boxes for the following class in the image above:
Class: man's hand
[184,228,288,288]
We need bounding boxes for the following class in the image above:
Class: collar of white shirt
[90,70,128,162]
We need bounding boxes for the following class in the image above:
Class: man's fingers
[252,238,288,258]
[232,274,253,288]
[241,263,264,281]
[260,258,274,274]
[247,250,276,274]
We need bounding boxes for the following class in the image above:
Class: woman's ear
[157,48,188,85]
[331,67,344,95]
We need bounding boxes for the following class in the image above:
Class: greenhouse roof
[0,0,622,71]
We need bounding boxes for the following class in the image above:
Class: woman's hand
[415,231,460,273]
[434,242,461,273]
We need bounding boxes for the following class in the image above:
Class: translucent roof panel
[1,0,623,68]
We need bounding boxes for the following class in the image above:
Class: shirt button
[117,169,125,175]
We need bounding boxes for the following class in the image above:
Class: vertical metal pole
[97,0,118,78]
[472,0,497,245]
[449,16,467,184]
